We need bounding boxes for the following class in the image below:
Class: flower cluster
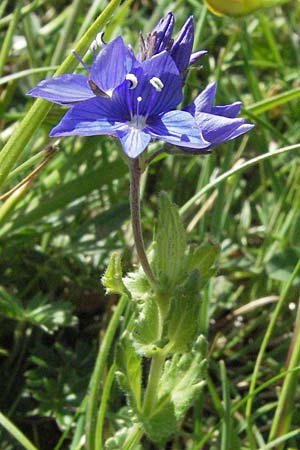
[28,14,253,159]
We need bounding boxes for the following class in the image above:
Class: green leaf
[4,160,126,233]
[141,397,177,444]
[165,270,202,354]
[116,337,142,411]
[0,288,77,333]
[25,296,77,333]
[102,252,126,295]
[142,336,207,444]
[0,411,38,450]
[158,336,207,420]
[246,86,300,115]
[153,192,187,286]
[123,266,150,299]
[0,286,25,320]
[130,295,162,357]
[185,242,220,284]
[25,341,92,429]
[266,247,300,284]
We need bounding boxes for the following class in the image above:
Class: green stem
[0,0,46,29]
[85,294,128,450]
[268,298,300,446]
[123,424,144,450]
[50,0,82,66]
[0,0,22,77]
[245,260,300,448]
[0,0,9,20]
[0,411,38,450]
[142,353,165,416]
[179,143,300,217]
[94,363,116,450]
[129,158,156,285]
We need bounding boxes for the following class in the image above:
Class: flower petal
[218,123,255,142]
[90,36,138,93]
[211,102,242,118]
[27,74,94,105]
[152,13,175,53]
[195,112,249,145]
[141,51,182,115]
[170,16,194,72]
[116,127,151,158]
[146,110,210,149]
[189,50,208,65]
[186,82,216,115]
[49,97,125,137]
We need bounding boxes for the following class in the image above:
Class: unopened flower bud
[204,0,289,17]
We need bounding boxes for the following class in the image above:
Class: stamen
[149,77,164,92]
[71,50,90,72]
[89,40,97,53]
[126,74,138,89]
[90,32,106,54]
[136,96,142,117]
[96,31,106,47]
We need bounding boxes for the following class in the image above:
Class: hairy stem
[129,158,156,285]
[142,353,165,416]
[123,424,144,450]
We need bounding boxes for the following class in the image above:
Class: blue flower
[28,39,209,159]
[139,13,207,75]
[183,82,254,151]
[27,36,137,105]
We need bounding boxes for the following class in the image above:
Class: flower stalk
[129,158,156,285]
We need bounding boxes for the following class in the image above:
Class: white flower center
[128,97,146,129]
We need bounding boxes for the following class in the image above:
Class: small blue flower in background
[27,13,253,159]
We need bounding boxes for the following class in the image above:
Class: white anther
[90,40,97,53]
[96,32,105,47]
[149,77,164,92]
[137,96,142,102]
[125,73,138,89]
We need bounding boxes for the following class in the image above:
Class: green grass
[0,0,300,449]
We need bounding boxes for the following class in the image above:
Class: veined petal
[211,102,242,118]
[152,13,175,53]
[195,112,248,144]
[219,123,255,142]
[27,74,94,105]
[90,36,138,93]
[49,97,125,137]
[141,51,182,115]
[170,16,194,72]
[116,127,151,158]
[146,110,210,149]
[188,82,217,114]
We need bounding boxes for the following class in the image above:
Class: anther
[126,74,138,89]
[149,77,164,92]
[96,31,106,47]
